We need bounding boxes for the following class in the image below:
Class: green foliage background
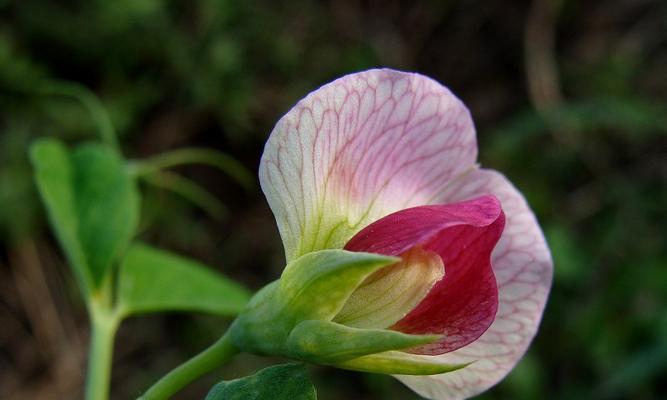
[1,0,666,399]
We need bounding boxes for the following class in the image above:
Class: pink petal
[396,169,553,400]
[345,195,504,355]
[260,69,478,262]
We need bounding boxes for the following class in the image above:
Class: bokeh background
[1,0,666,399]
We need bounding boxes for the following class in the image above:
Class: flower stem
[130,148,254,190]
[139,331,239,400]
[141,171,227,220]
[85,307,120,400]
[39,81,118,150]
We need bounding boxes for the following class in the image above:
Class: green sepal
[338,350,471,375]
[231,250,398,356]
[279,249,398,321]
[205,363,316,400]
[229,249,454,374]
[230,281,287,355]
[286,320,440,364]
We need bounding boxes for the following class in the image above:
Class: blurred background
[1,0,666,399]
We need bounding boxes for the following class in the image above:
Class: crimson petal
[344,195,505,355]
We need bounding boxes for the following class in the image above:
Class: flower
[234,69,552,399]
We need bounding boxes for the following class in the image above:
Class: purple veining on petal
[396,169,553,400]
[259,69,478,261]
[259,69,552,400]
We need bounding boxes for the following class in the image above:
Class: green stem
[39,81,119,150]
[130,148,254,190]
[140,331,239,400]
[85,305,120,400]
[142,171,227,220]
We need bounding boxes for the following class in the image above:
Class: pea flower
[230,69,552,399]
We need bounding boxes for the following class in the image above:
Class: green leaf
[337,350,469,375]
[279,249,398,321]
[30,138,92,295]
[30,139,139,291]
[71,143,139,285]
[287,320,440,364]
[205,363,316,400]
[118,243,251,317]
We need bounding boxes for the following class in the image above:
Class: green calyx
[337,350,471,375]
[286,320,440,364]
[230,249,464,375]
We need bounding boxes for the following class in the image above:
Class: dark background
[1,0,666,399]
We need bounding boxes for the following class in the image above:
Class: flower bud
[230,249,466,374]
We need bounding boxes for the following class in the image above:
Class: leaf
[287,320,439,364]
[30,139,140,291]
[205,363,316,400]
[279,249,399,321]
[30,138,92,294]
[71,143,139,285]
[117,243,251,317]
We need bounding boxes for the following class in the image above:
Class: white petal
[397,169,553,399]
[259,69,478,262]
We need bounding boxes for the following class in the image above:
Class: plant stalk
[130,148,254,190]
[39,81,118,150]
[139,331,239,400]
[85,306,120,400]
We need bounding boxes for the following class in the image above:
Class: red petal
[344,195,505,355]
